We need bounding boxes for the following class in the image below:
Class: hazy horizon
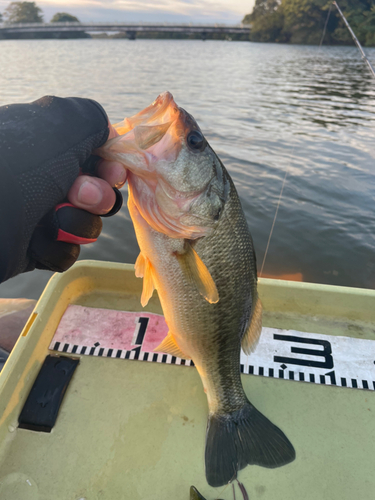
[0,0,254,24]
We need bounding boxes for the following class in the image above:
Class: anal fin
[176,243,219,304]
[154,332,191,360]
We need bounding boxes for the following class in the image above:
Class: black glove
[0,96,119,284]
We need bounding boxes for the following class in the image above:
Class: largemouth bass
[98,92,295,487]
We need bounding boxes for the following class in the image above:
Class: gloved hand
[0,95,126,284]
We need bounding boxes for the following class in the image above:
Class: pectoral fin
[154,332,191,359]
[135,252,146,278]
[241,297,263,355]
[176,243,219,304]
[135,253,155,307]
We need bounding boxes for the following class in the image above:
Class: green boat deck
[0,261,374,500]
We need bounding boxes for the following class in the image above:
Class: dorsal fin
[176,243,219,304]
[241,297,263,355]
[154,332,191,360]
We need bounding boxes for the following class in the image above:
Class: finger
[55,204,102,244]
[97,122,127,188]
[67,176,116,215]
[97,159,128,188]
[30,223,81,273]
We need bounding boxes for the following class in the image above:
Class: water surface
[0,39,374,299]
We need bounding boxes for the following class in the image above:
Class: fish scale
[98,91,295,487]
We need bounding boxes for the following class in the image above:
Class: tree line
[0,1,248,41]
[243,0,375,46]
[0,2,79,24]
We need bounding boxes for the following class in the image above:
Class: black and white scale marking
[52,340,195,367]
[51,325,375,392]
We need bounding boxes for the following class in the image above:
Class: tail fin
[205,401,295,487]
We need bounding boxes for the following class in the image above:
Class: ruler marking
[48,325,375,393]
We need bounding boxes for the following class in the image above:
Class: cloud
[0,0,254,23]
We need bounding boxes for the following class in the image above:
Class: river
[0,39,374,299]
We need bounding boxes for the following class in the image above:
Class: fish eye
[187,130,204,150]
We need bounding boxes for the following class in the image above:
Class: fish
[97,92,295,487]
[190,486,224,500]
[190,486,209,500]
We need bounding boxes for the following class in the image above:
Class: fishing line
[259,7,332,277]
[259,2,373,277]
[259,165,290,277]
[213,476,234,500]
[319,3,332,47]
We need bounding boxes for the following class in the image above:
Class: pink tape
[51,305,169,353]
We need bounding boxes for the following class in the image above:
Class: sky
[0,0,255,23]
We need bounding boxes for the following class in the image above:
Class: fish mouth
[100,92,195,177]
[112,92,202,160]
[113,91,178,136]
[97,92,225,239]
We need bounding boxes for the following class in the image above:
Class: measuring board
[50,305,375,391]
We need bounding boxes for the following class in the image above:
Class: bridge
[0,22,251,40]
